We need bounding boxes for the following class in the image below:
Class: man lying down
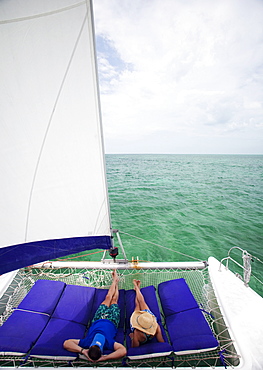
[63,270,126,362]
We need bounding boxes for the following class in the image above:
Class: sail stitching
[24,10,89,242]
[93,198,107,234]
[0,1,85,24]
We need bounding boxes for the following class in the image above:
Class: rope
[252,255,263,264]
[119,231,203,262]
[56,250,104,261]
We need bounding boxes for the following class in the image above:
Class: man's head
[88,345,101,361]
[88,333,105,362]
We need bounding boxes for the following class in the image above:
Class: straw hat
[130,311,157,335]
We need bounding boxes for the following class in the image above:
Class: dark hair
[88,345,101,361]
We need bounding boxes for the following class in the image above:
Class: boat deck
[0,264,241,368]
[208,257,263,370]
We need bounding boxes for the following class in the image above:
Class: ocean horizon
[105,154,263,296]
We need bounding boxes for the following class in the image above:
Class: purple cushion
[125,285,162,328]
[158,278,199,316]
[125,286,172,358]
[0,310,49,355]
[17,279,66,315]
[166,308,219,354]
[104,328,125,355]
[30,318,86,360]
[52,284,95,325]
[127,342,173,360]
[126,323,168,347]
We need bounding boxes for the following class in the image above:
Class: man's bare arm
[97,342,126,362]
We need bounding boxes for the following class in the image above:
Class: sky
[93,0,263,154]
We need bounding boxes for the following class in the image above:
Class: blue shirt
[79,319,117,351]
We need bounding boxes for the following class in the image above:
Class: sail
[0,0,112,274]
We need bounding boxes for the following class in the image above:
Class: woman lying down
[130,279,164,347]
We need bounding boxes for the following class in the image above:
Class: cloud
[93,0,263,153]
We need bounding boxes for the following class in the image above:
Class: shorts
[92,304,120,328]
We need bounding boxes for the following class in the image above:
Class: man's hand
[96,342,127,361]
[81,349,92,361]
[80,342,126,362]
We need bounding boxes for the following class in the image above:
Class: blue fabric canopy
[0,236,112,275]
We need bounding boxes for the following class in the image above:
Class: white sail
[0,0,111,271]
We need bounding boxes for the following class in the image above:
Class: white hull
[208,257,263,370]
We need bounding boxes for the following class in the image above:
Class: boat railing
[219,247,252,286]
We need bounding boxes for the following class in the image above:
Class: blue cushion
[52,285,96,325]
[166,308,219,354]
[17,279,66,315]
[114,327,125,344]
[0,310,49,355]
[127,341,173,360]
[125,286,172,359]
[103,328,125,355]
[158,278,199,316]
[158,279,218,354]
[126,324,168,347]
[30,318,86,360]
[90,288,125,329]
[125,285,162,328]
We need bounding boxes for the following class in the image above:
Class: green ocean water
[105,154,263,296]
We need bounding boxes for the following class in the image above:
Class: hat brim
[130,310,157,335]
